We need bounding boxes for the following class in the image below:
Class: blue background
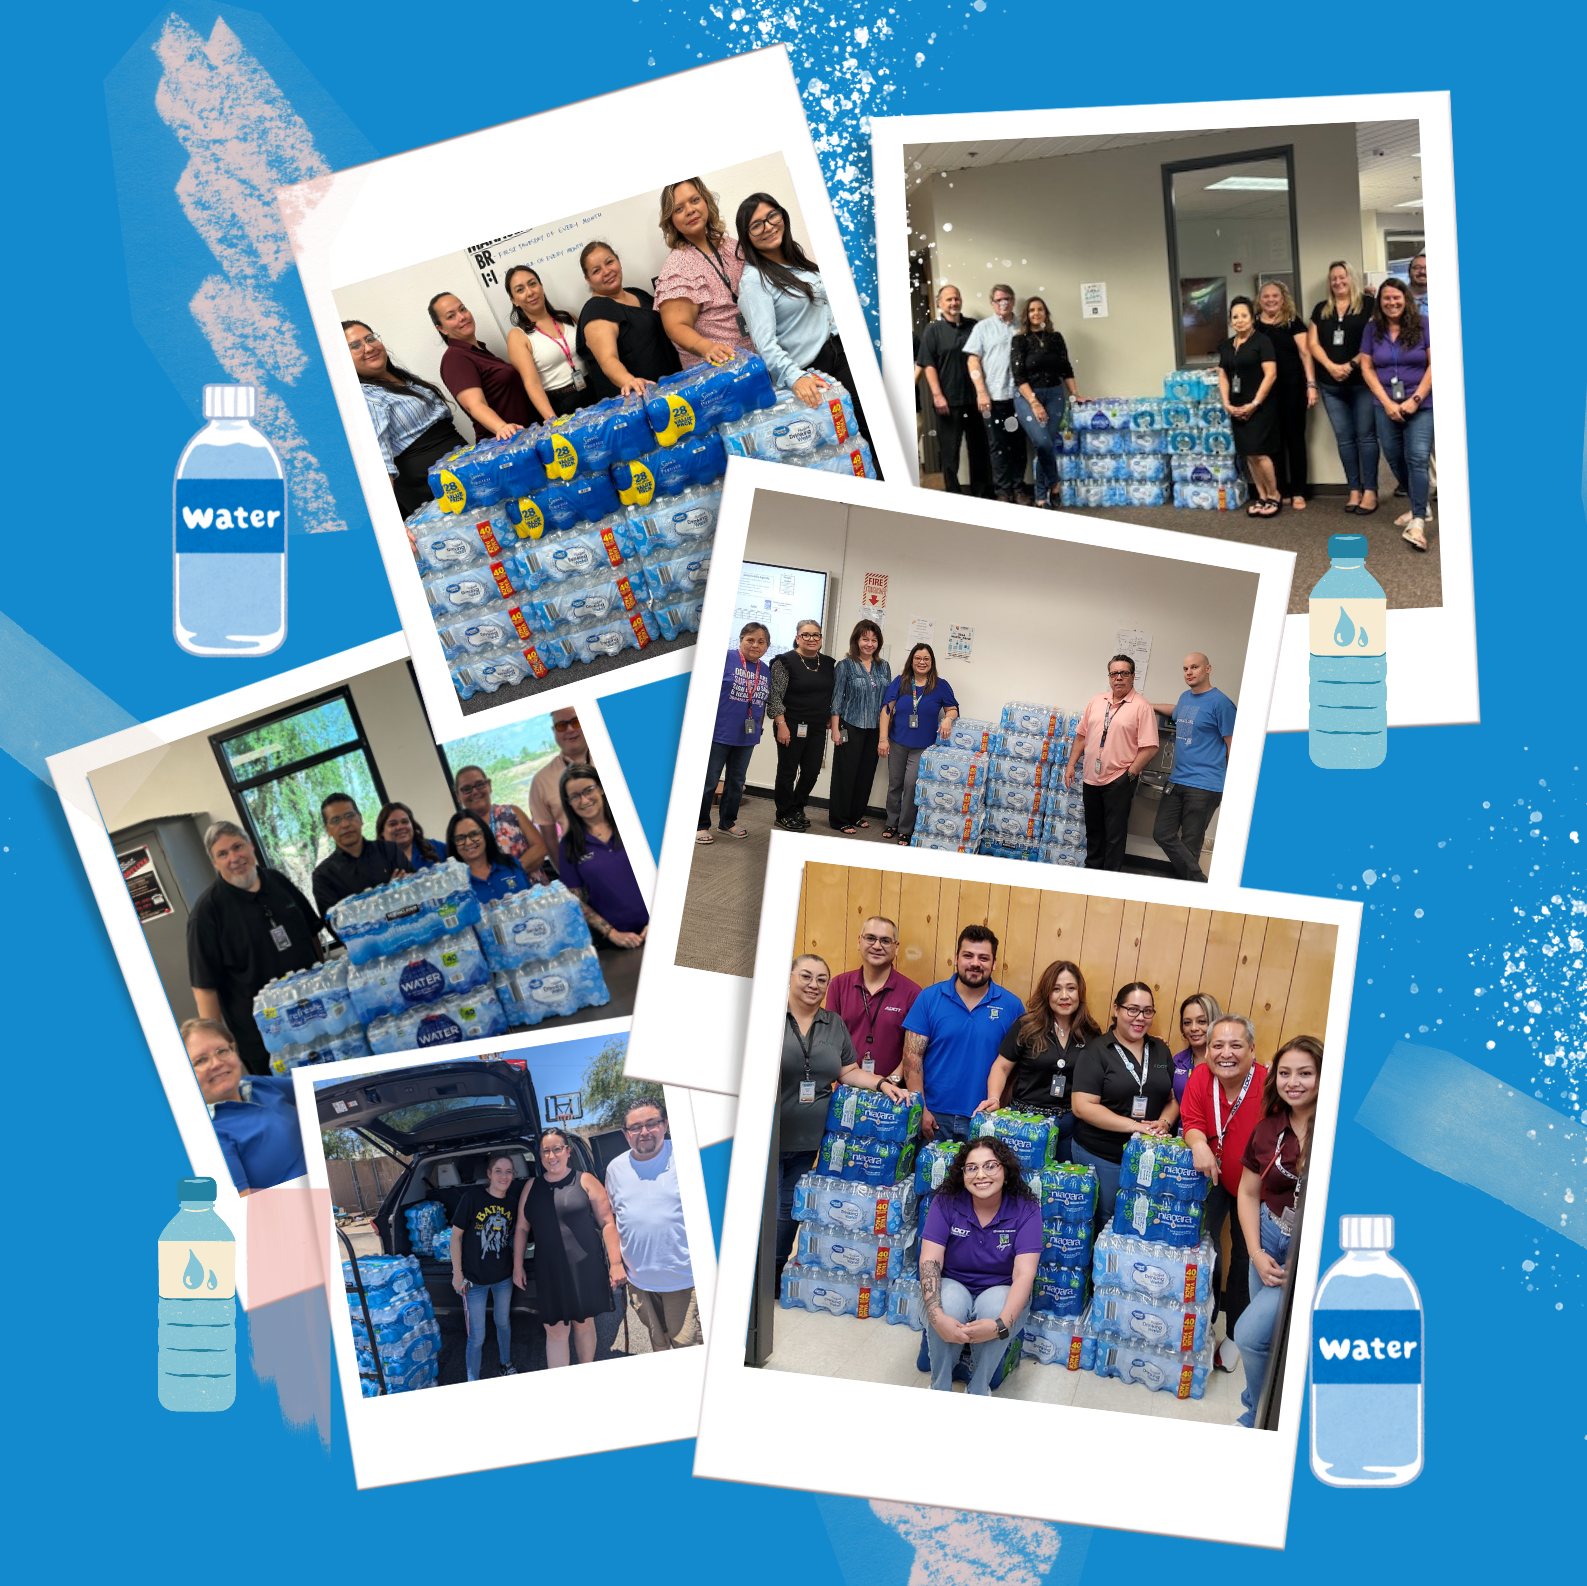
[4,1,1582,1577]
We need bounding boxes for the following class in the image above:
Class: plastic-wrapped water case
[1090,1288,1214,1354]
[913,780,984,816]
[778,1269,888,1319]
[988,754,1064,790]
[999,702,1067,737]
[1040,1220,1095,1270]
[1025,1163,1098,1225]
[886,1276,925,1330]
[914,807,985,844]
[1112,1188,1205,1248]
[791,1173,916,1237]
[824,1084,923,1144]
[1093,1333,1213,1399]
[944,718,994,753]
[989,730,1060,764]
[1018,1312,1095,1370]
[814,1132,917,1186]
[909,832,978,855]
[1092,1231,1218,1305]
[1120,1134,1211,1203]
[1173,479,1249,511]
[1169,454,1240,485]
[1031,1263,1087,1318]
[913,1139,962,1197]
[970,1108,1058,1170]
[914,746,990,788]
[795,1221,912,1282]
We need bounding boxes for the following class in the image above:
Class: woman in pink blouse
[654,177,753,369]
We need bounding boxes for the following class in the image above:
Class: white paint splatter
[871,1503,1063,1585]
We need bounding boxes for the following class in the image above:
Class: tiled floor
[763,1303,1248,1424]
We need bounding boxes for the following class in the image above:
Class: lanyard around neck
[694,241,738,303]
[1211,1068,1255,1153]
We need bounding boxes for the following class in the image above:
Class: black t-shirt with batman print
[452,1182,522,1285]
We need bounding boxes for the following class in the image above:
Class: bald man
[1151,653,1237,882]
[914,283,991,498]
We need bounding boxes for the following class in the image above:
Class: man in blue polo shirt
[899,924,1022,1143]
[1151,652,1238,883]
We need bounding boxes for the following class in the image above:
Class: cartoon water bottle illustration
[1310,1214,1422,1487]
[174,383,286,657]
[157,1176,236,1412]
[1308,532,1386,769]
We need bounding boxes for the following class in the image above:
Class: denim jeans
[775,1147,816,1271]
[1013,386,1069,502]
[1070,1140,1122,1234]
[929,1112,976,1144]
[1232,1205,1292,1427]
[1152,784,1223,882]
[700,740,755,831]
[464,1278,513,1381]
[926,1280,1028,1394]
[1319,382,1379,493]
[1374,404,1435,518]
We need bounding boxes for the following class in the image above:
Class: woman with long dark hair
[445,810,530,905]
[1217,296,1280,518]
[735,192,876,453]
[427,292,532,440]
[558,762,647,948]
[343,320,467,518]
[374,801,442,870]
[574,240,681,399]
[878,642,959,844]
[654,177,752,369]
[1010,296,1084,509]
[976,959,1101,1162]
[826,619,892,834]
[1359,277,1434,551]
[503,265,594,421]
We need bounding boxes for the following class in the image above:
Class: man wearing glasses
[824,916,922,1079]
[604,1099,700,1351]
[963,284,1031,505]
[529,707,592,856]
[310,792,410,924]
[1064,656,1159,873]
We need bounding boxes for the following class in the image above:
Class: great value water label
[1310,1310,1423,1383]
[529,975,571,1004]
[556,546,599,575]
[175,480,286,555]
[829,1243,865,1274]
[1310,597,1387,658]
[1127,1309,1170,1345]
[510,917,553,947]
[465,620,509,650]
[443,578,489,607]
[772,419,819,452]
[429,535,473,564]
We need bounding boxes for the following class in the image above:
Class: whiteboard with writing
[735,561,831,659]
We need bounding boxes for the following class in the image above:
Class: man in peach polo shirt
[1063,655,1159,872]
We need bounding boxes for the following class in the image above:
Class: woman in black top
[1308,261,1380,515]
[1069,981,1178,1230]
[511,1128,620,1368]
[449,1153,522,1381]
[1217,297,1280,518]
[977,959,1101,1163]
[1010,297,1086,509]
[575,239,683,399]
[776,953,906,1267]
[765,618,837,831]
[1255,282,1316,511]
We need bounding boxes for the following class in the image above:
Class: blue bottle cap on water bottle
[1328,533,1369,560]
[179,1177,218,1200]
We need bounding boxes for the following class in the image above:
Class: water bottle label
[159,1238,236,1298]
[529,975,571,1004]
[826,397,851,441]
[437,470,466,511]
[175,480,286,554]
[399,959,446,1002]
[511,918,553,947]
[618,462,655,506]
[659,394,697,443]
[772,420,819,452]
[1311,1310,1422,1383]
[548,432,579,480]
[628,610,652,648]
[430,536,473,564]
[444,578,489,607]
[488,561,517,599]
[829,1243,865,1274]
[1310,596,1386,657]
[514,497,547,539]
[416,1012,463,1046]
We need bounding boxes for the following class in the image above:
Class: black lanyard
[791,1012,817,1082]
[857,982,889,1047]
[694,242,738,303]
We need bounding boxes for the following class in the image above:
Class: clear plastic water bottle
[1310,1214,1423,1487]
[157,1176,237,1411]
[1308,533,1386,769]
[173,383,286,656]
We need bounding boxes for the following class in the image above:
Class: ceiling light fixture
[1204,176,1289,191]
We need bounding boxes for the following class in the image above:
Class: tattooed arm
[900,1031,935,1138]
[570,885,645,949]
[918,1241,966,1344]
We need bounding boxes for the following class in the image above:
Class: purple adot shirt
[923,1189,1042,1296]
[712,648,771,746]
[1360,316,1433,409]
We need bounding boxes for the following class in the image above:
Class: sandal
[856,819,870,829]
[1246,499,1266,517]
[1394,510,1414,528]
[841,826,859,835]
[1291,496,1306,510]
[723,825,749,839]
[1401,519,1428,551]
[897,837,912,847]
[694,831,715,846]
[881,826,898,840]
[1254,498,1280,518]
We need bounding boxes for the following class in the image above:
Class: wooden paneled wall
[794,862,1337,1058]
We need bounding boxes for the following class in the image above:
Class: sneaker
[499,1363,518,1376]
[1013,487,1035,507]
[952,1361,972,1384]
[1215,1337,1241,1373]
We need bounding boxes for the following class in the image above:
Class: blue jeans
[464,1278,513,1381]
[1374,404,1435,518]
[1070,1140,1122,1233]
[929,1112,976,1145]
[775,1147,816,1270]
[926,1279,1029,1395]
[700,740,755,831]
[1013,387,1069,503]
[1232,1205,1292,1427]
[1048,1109,1075,1163]
[1319,382,1379,494]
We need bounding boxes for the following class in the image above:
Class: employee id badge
[1389,376,1406,402]
[1278,1203,1297,1238]
[862,1056,875,1074]
[1050,1072,1067,1099]
[798,1081,817,1104]
[1231,374,1242,396]
[1095,755,1103,774]
[1332,326,1346,347]
[269,924,292,952]
[745,713,757,736]
[797,722,808,738]
[909,713,919,729]
[1130,1094,1149,1120]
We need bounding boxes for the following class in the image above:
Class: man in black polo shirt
[187,821,323,1075]
[914,283,991,498]
[310,792,410,925]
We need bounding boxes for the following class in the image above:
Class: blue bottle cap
[179,1177,218,1200]
[1328,533,1369,560]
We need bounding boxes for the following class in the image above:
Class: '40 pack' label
[175,479,286,554]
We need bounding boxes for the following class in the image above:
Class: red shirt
[825,967,923,1078]
[439,340,533,439]
[1180,1061,1268,1193]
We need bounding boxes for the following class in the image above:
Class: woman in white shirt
[504,265,596,421]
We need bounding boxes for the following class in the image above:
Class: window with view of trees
[211,690,387,902]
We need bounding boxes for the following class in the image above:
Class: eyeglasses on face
[540,1142,569,1155]
[457,779,489,796]
[191,1044,236,1067]
[859,933,896,946]
[964,1160,1003,1177]
[346,333,382,352]
[568,786,602,804]
[325,809,362,827]
[1120,1005,1155,1021]
[455,829,486,845]
[1108,669,1134,680]
[552,717,582,733]
[749,213,782,234]
[624,1117,665,1134]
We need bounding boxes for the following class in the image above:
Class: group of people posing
[345,178,872,519]
[778,918,1320,1422]
[699,620,1235,883]
[914,255,1434,553]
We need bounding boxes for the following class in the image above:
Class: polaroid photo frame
[627,458,1294,1096]
[295,1040,715,1488]
[692,833,1361,1546]
[283,45,909,742]
[870,90,1474,734]
[47,632,656,1302]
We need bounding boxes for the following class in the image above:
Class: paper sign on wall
[1116,628,1152,691]
[945,624,974,662]
[906,616,935,647]
[861,572,887,623]
[118,846,173,924]
[1081,281,1109,319]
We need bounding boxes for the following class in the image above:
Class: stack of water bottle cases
[405,351,876,700]
[909,702,1086,867]
[251,863,608,1073]
[1053,369,1246,513]
[344,1254,440,1395]
[785,1103,1222,1404]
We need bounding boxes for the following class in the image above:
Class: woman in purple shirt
[697,623,771,844]
[919,1136,1041,1395]
[878,643,959,844]
[1171,991,1222,1109]
[1359,278,1434,552]
[558,763,647,949]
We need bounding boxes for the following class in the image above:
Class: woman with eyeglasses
[558,763,647,949]
[182,1017,307,1195]
[374,802,442,871]
[1172,991,1223,1107]
[575,240,682,400]
[1069,982,1178,1229]
[735,191,876,452]
[503,265,596,422]
[827,619,892,834]
[453,765,554,885]
[1309,261,1379,516]
[343,320,468,519]
[766,619,837,833]
[1180,1013,1269,1365]
[777,954,907,1269]
[878,642,959,845]
[698,621,772,845]
[654,177,753,369]
[428,292,532,440]
[512,1128,621,1368]
[446,811,531,906]
[919,1136,1041,1395]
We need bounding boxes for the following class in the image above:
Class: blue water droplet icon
[207,1269,218,1291]
[182,1249,205,1290]
[1358,626,1370,648]
[1333,606,1356,646]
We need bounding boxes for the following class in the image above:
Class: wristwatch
[995,1318,1010,1340]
